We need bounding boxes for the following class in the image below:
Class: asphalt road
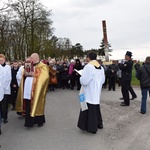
[0,86,150,150]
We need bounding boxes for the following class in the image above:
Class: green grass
[131,67,140,86]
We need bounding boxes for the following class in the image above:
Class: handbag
[51,76,57,84]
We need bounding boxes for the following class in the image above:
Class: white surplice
[80,63,105,105]
[0,65,4,101]
[2,64,11,95]
[23,77,34,100]
[16,66,24,86]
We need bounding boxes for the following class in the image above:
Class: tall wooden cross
[102,20,109,62]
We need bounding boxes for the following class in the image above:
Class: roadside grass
[131,66,140,86]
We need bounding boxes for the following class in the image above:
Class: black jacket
[134,63,140,70]
[137,62,150,89]
[108,64,119,77]
[60,65,69,80]
[118,60,133,82]
[10,67,19,89]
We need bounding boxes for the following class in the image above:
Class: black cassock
[77,103,103,133]
[10,67,19,108]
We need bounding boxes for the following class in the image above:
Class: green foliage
[73,43,84,58]
[98,39,112,56]
[131,67,140,86]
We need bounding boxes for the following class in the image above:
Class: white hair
[71,59,75,63]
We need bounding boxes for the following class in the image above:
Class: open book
[74,69,83,76]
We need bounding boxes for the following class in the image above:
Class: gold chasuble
[30,62,49,117]
[15,67,25,113]
[16,62,49,117]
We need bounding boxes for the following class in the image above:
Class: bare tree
[0,0,9,12]
[9,0,53,59]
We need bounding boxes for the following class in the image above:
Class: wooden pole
[102,20,109,62]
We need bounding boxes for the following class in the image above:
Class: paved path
[1,86,150,150]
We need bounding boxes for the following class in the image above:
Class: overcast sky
[1,0,149,60]
[40,0,150,61]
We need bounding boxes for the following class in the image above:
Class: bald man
[31,53,40,64]
[16,53,49,127]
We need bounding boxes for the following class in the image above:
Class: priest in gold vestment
[16,53,49,127]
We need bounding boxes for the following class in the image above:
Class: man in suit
[108,60,119,91]
[10,61,19,110]
[118,51,133,106]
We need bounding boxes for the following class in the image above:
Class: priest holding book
[16,53,49,127]
[77,52,105,134]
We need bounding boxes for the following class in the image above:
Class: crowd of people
[0,51,150,135]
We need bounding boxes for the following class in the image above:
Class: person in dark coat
[10,61,19,110]
[60,62,69,89]
[134,60,140,78]
[74,59,82,90]
[108,60,118,91]
[68,59,76,90]
[56,60,62,88]
[137,56,150,114]
[118,51,133,106]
